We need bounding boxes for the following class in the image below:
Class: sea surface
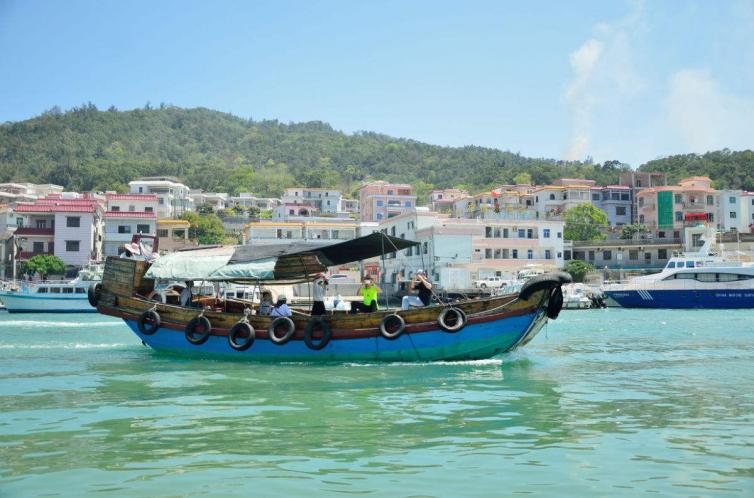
[0,309,753,497]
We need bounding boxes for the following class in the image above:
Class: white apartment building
[0,183,64,205]
[13,195,104,267]
[243,219,370,246]
[533,179,596,220]
[590,185,632,227]
[719,190,751,233]
[282,188,343,215]
[378,209,564,289]
[189,190,229,211]
[228,193,281,211]
[103,193,159,257]
[129,177,193,218]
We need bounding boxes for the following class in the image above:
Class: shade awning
[144,232,419,282]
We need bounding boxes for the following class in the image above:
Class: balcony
[17,250,53,260]
[15,227,54,236]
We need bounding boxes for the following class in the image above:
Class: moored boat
[92,233,571,362]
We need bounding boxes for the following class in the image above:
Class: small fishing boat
[92,233,570,362]
[603,233,754,309]
[0,262,103,313]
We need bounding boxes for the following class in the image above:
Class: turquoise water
[1,309,753,497]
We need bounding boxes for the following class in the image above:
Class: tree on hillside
[513,172,532,185]
[20,255,66,280]
[564,204,608,241]
[620,223,649,240]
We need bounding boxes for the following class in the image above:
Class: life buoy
[268,316,295,345]
[379,314,405,340]
[228,321,255,351]
[87,283,102,307]
[304,318,331,350]
[137,309,160,335]
[438,307,467,333]
[546,286,564,320]
[185,315,212,345]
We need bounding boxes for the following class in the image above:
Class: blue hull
[125,310,546,362]
[605,289,754,309]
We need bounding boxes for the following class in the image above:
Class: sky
[1,0,753,167]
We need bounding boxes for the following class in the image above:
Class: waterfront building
[102,193,158,257]
[0,183,64,205]
[533,179,596,220]
[377,209,564,289]
[719,189,751,233]
[618,171,668,223]
[282,188,344,215]
[155,219,196,252]
[569,238,679,271]
[590,185,632,227]
[636,177,720,241]
[359,181,416,222]
[12,194,104,267]
[128,177,193,219]
[242,219,366,246]
[453,186,536,220]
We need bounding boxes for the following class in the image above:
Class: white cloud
[664,69,754,153]
[563,1,645,161]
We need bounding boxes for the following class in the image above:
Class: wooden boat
[92,233,571,362]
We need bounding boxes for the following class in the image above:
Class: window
[675,211,683,221]
[494,249,502,259]
[376,213,383,220]
[33,241,44,253]
[592,193,600,201]
[157,229,168,238]
[545,250,552,259]
[36,219,47,229]
[621,193,630,201]
[527,229,533,239]
[675,194,682,204]
[518,229,525,238]
[549,193,555,200]
[404,201,412,208]
[512,249,518,258]
[502,249,509,258]
[557,252,562,258]
[485,227,492,238]
[557,232,562,239]
[706,195,713,205]
[136,224,150,233]
[639,214,645,223]
[666,262,676,268]
[629,250,639,260]
[503,228,509,238]
[616,206,627,216]
[603,250,612,260]
[75,288,86,294]
[145,207,153,213]
[588,251,595,260]
[376,200,384,207]
[158,198,164,205]
[696,273,716,282]
[639,197,645,207]
[16,217,23,227]
[543,228,550,238]
[65,240,80,252]
[37,287,48,293]
[423,242,428,254]
[66,216,80,228]
[686,261,695,268]
[485,248,492,259]
[729,196,736,203]
[658,249,668,259]
[527,249,533,259]
[118,225,131,234]
[730,211,737,219]
[494,227,501,238]
[62,287,73,294]
[129,205,135,212]
[173,229,186,240]
[111,206,120,212]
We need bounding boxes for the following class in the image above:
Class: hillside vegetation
[1,105,752,197]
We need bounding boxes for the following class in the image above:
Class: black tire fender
[228,321,255,351]
[546,286,565,320]
[185,316,212,345]
[519,272,572,301]
[137,309,160,335]
[268,317,295,345]
[438,307,467,333]
[87,283,102,307]
[379,314,405,340]
[304,318,331,351]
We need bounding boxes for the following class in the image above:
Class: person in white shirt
[311,273,328,315]
[270,294,292,317]
[179,281,193,307]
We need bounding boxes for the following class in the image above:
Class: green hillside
[0,104,752,197]
[639,150,754,191]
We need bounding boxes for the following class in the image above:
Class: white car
[473,276,506,289]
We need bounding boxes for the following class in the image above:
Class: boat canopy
[144,232,419,282]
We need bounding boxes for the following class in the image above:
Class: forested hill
[640,150,754,191]
[0,105,752,197]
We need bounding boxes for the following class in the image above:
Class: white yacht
[0,263,103,313]
[603,235,754,309]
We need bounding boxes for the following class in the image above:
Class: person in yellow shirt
[350,276,382,313]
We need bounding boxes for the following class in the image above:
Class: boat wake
[0,320,119,328]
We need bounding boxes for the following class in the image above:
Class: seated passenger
[401,270,433,310]
[270,294,292,317]
[350,277,381,313]
[258,290,274,316]
[179,281,194,307]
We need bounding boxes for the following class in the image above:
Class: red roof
[105,211,156,218]
[106,194,158,201]
[14,203,97,213]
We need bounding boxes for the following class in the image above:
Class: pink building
[429,188,468,212]
[358,181,416,221]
